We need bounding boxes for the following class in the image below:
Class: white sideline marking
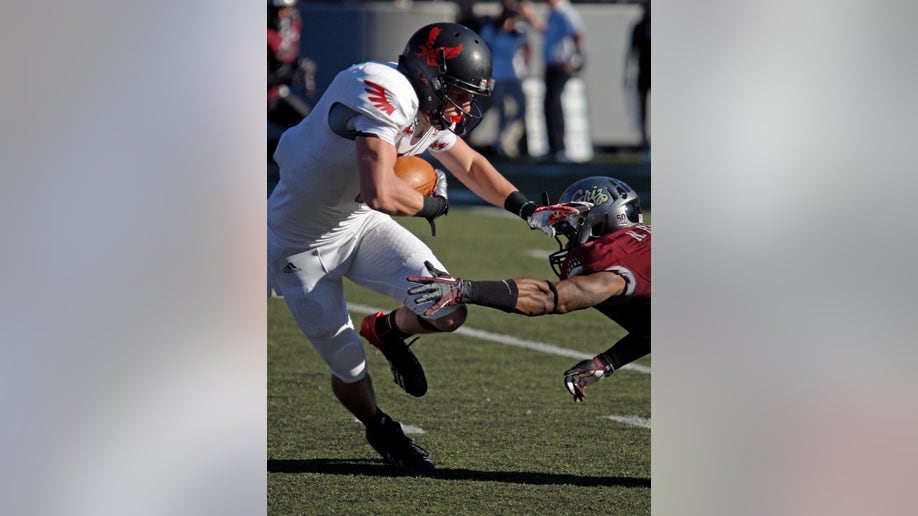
[398,423,425,434]
[353,418,425,434]
[606,415,651,429]
[346,302,650,375]
[524,249,551,260]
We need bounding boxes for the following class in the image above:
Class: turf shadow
[268,458,649,488]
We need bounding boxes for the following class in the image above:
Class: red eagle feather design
[414,26,463,66]
[364,80,396,116]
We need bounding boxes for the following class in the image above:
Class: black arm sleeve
[465,280,519,313]
[504,191,536,219]
[600,333,651,370]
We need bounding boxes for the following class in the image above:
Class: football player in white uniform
[268,22,585,470]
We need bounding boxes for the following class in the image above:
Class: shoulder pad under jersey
[327,62,417,132]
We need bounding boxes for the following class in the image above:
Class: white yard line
[346,302,650,375]
[524,249,552,260]
[398,422,426,434]
[353,418,426,434]
[606,415,651,429]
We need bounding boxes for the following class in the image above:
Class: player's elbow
[364,192,401,214]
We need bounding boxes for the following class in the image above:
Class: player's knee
[308,326,367,383]
[330,339,367,382]
[427,304,467,332]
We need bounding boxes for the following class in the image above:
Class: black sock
[367,409,390,430]
[376,311,411,340]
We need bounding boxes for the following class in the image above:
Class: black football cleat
[365,414,435,471]
[360,311,428,397]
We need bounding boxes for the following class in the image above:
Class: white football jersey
[269,61,457,249]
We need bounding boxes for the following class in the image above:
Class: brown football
[394,155,437,196]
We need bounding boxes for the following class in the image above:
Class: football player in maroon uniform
[408,176,650,401]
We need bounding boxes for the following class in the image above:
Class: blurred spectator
[455,0,487,33]
[268,0,316,133]
[520,0,585,162]
[479,1,531,159]
[625,1,650,153]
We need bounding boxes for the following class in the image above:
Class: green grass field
[268,207,651,514]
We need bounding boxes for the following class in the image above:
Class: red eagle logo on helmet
[364,80,395,115]
[415,26,463,66]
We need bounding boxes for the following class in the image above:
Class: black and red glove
[407,261,472,317]
[526,202,593,237]
[563,354,614,402]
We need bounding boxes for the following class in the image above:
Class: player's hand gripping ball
[394,155,438,196]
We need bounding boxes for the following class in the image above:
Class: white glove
[432,169,448,200]
[425,170,449,237]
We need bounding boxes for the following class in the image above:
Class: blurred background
[267,0,651,208]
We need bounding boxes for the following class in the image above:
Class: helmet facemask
[434,82,491,135]
[547,213,594,277]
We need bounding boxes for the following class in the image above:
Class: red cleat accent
[360,311,386,349]
[359,311,428,397]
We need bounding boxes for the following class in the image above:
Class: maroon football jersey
[560,224,651,336]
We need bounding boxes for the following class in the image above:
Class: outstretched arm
[435,137,519,209]
[511,274,626,315]
[407,261,627,317]
[434,137,592,236]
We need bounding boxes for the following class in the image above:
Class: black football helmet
[549,176,643,276]
[398,23,494,136]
